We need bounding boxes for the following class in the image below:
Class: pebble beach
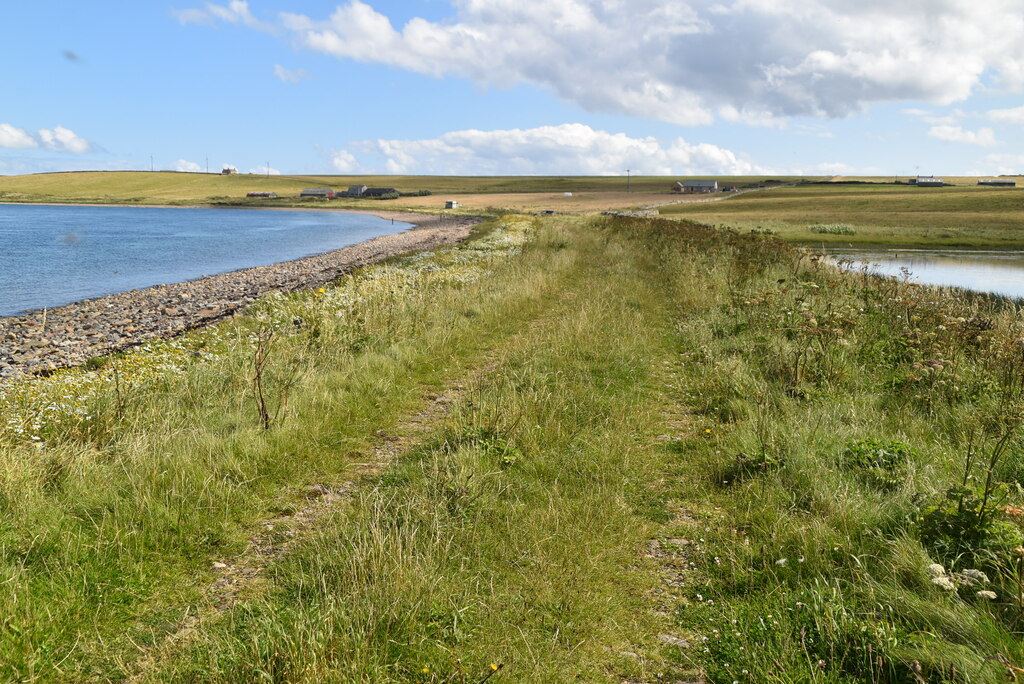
[0,210,478,380]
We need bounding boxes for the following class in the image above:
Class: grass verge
[5,214,1024,682]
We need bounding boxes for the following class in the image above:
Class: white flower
[977,590,997,600]
[931,576,957,591]
[925,563,946,578]
[775,558,788,566]
[960,569,990,585]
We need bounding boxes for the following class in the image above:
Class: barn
[674,180,719,193]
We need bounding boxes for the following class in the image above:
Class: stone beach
[0,211,478,381]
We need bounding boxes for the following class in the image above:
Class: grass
[5,212,1024,681]
[0,171,817,217]
[659,183,1024,247]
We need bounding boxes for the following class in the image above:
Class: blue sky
[3,0,1024,177]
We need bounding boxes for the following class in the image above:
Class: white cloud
[0,123,38,149]
[247,165,281,174]
[176,159,204,172]
[174,1,274,31]
[248,0,1024,126]
[988,105,1024,124]
[927,125,998,147]
[0,124,91,152]
[172,8,215,25]
[903,108,967,125]
[38,125,91,153]
[273,64,311,83]
[331,123,763,175]
[984,153,1024,175]
[330,150,359,172]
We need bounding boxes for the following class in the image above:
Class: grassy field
[0,170,803,207]
[3,171,1024,247]
[660,182,1024,247]
[5,213,1024,681]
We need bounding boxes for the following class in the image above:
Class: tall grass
[5,214,1024,682]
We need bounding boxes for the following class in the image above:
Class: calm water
[0,204,411,316]
[829,248,1024,300]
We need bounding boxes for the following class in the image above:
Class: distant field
[3,171,1023,246]
[0,170,806,206]
[660,182,1024,247]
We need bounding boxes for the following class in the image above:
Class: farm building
[345,185,368,197]
[674,180,719,193]
[221,166,238,175]
[978,178,1017,186]
[300,188,335,198]
[445,200,459,209]
[913,176,945,187]
[246,191,277,198]
[363,187,399,198]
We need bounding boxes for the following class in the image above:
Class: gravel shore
[0,210,479,381]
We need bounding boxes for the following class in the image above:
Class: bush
[916,487,1024,564]
[841,439,914,489]
[809,224,856,235]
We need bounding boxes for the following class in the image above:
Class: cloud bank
[256,0,1024,126]
[331,123,762,175]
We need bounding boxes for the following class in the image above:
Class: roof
[682,180,718,187]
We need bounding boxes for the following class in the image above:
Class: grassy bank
[4,215,1024,681]
[659,183,1024,247]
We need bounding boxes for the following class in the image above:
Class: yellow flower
[422,666,430,673]
[318,288,326,294]
[704,428,712,433]
[491,663,499,671]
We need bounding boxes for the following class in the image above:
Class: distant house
[979,178,1017,187]
[674,180,719,193]
[246,191,278,198]
[300,188,335,198]
[363,187,399,198]
[221,166,238,175]
[445,200,459,209]
[914,176,945,187]
[345,185,368,197]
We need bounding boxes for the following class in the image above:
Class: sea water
[0,204,410,316]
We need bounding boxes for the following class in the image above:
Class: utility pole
[267,161,270,177]
[626,169,631,192]
[150,155,154,172]
[206,157,209,174]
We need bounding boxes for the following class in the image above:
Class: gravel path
[0,211,479,380]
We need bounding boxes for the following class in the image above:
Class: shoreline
[0,210,481,381]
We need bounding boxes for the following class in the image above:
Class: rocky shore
[0,211,479,381]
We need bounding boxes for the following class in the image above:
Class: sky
[3,0,1024,177]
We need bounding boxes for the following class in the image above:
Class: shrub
[916,487,1024,564]
[808,224,856,235]
[841,439,914,489]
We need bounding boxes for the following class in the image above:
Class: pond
[825,248,1024,300]
[0,204,411,316]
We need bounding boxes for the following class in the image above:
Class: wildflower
[925,563,946,578]
[422,666,430,674]
[931,575,957,591]
[775,558,788,566]
[960,569,990,586]
[977,590,997,600]
[705,428,712,434]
